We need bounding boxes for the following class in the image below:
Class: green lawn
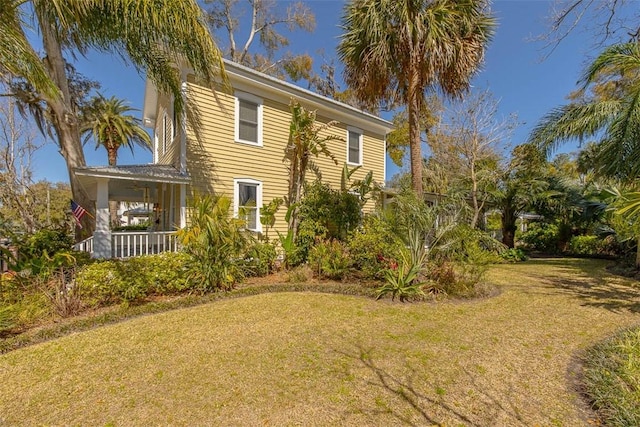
[1,258,639,425]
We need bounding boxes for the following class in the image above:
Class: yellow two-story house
[74,60,391,258]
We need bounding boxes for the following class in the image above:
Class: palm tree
[80,95,151,227]
[338,0,495,197]
[3,0,224,236]
[529,42,640,180]
[81,95,151,167]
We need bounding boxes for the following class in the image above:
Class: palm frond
[528,100,621,157]
[0,0,58,98]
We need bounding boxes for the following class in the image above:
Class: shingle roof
[74,164,191,184]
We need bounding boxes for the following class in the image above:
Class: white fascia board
[142,78,158,128]
[223,61,392,136]
[178,60,393,137]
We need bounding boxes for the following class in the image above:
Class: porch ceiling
[74,164,190,202]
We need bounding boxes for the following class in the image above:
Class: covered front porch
[73,164,191,259]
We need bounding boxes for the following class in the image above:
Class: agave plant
[376,249,425,302]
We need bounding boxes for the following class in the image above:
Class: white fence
[74,231,180,259]
[112,231,180,258]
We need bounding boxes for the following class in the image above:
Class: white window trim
[346,126,363,166]
[233,178,263,233]
[161,113,168,156]
[234,92,263,147]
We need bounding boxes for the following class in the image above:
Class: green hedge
[568,235,618,257]
[77,252,191,306]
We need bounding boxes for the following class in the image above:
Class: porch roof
[74,164,191,185]
[74,164,191,202]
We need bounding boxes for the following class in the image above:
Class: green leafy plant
[37,251,83,317]
[500,248,528,262]
[376,251,425,302]
[259,197,283,241]
[243,241,278,277]
[278,228,301,269]
[518,222,560,253]
[77,252,190,306]
[297,180,361,241]
[308,239,352,280]
[176,195,248,292]
[347,214,401,280]
[568,235,618,256]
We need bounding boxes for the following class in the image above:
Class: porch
[73,164,191,259]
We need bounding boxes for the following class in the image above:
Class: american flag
[71,200,88,228]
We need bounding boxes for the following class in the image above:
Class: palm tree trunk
[107,148,119,228]
[636,235,640,269]
[408,63,423,199]
[38,11,93,240]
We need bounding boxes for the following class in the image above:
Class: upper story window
[347,127,363,166]
[234,178,263,233]
[235,92,263,146]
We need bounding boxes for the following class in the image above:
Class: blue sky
[27,0,630,183]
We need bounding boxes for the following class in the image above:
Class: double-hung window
[235,92,263,146]
[234,178,262,232]
[347,127,363,166]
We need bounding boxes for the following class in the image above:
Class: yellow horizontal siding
[184,81,386,234]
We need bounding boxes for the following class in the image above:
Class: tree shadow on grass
[513,258,640,314]
[335,345,528,426]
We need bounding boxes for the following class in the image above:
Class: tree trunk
[470,163,480,229]
[38,9,94,240]
[501,203,517,249]
[107,149,119,228]
[636,235,640,270]
[407,63,423,198]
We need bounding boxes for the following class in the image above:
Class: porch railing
[74,236,94,254]
[74,231,180,259]
[112,231,180,258]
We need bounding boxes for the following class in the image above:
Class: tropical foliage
[529,42,640,180]
[338,0,495,195]
[283,99,341,238]
[3,0,224,235]
[80,95,151,167]
[176,195,247,292]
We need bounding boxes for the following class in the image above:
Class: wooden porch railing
[111,231,180,258]
[74,231,180,259]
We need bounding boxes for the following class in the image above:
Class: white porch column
[179,183,186,228]
[93,178,112,258]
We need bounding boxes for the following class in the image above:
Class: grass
[0,258,639,425]
[583,328,640,426]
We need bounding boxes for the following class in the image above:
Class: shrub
[177,195,248,292]
[286,265,313,283]
[36,251,84,317]
[519,222,560,253]
[426,261,492,299]
[297,181,362,240]
[308,239,352,280]
[348,215,400,280]
[243,241,278,277]
[19,228,74,262]
[568,235,619,257]
[77,252,190,306]
[0,272,50,333]
[500,248,528,263]
[294,219,327,265]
